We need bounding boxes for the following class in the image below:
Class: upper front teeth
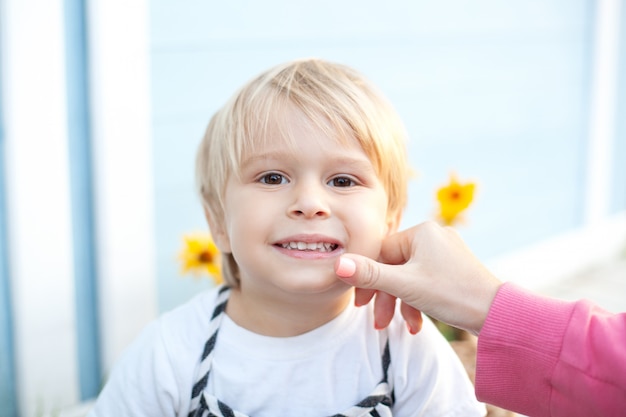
[281,242,337,252]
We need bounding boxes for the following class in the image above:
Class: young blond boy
[89,58,485,417]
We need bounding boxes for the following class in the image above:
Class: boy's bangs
[233,91,357,171]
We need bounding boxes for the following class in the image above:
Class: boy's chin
[279,276,352,296]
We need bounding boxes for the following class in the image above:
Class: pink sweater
[476,282,626,417]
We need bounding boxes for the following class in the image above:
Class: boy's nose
[287,181,331,219]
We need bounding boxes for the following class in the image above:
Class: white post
[1,0,80,414]
[86,0,158,373]
[584,0,622,225]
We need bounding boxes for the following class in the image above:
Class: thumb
[335,254,401,297]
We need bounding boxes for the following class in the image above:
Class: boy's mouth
[278,242,339,253]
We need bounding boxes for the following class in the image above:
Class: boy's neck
[225,285,353,337]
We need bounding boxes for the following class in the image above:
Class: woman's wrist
[471,280,502,335]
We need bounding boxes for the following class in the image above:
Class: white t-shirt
[89,286,485,417]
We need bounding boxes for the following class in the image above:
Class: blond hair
[196,58,410,287]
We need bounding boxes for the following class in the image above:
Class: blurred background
[0,0,625,416]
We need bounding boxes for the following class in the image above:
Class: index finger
[354,288,377,306]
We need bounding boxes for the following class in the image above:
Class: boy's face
[212,104,396,298]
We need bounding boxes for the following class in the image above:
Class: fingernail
[335,257,356,278]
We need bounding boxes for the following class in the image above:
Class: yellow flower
[436,174,476,226]
[178,232,222,284]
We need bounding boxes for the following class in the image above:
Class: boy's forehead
[248,122,363,156]
[239,132,348,165]
[243,103,351,152]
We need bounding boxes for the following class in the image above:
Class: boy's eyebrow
[242,151,376,171]
[241,151,291,165]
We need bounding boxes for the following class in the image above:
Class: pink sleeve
[475,282,626,417]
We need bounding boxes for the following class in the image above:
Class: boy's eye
[259,173,287,185]
[329,176,356,187]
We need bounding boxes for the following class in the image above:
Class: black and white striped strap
[189,286,230,417]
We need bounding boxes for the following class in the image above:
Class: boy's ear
[385,211,402,236]
[204,207,232,253]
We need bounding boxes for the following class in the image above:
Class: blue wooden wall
[149,0,611,311]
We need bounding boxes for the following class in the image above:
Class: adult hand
[335,221,501,335]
